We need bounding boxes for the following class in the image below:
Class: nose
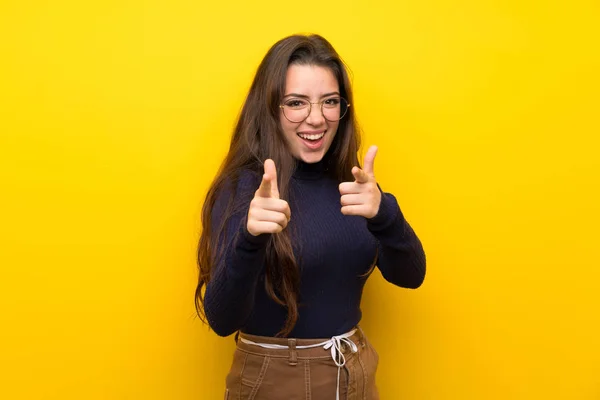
[305,103,325,126]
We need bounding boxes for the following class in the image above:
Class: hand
[247,159,292,236]
[339,145,382,219]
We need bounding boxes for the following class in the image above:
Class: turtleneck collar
[293,158,328,180]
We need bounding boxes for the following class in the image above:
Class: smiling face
[280,64,341,164]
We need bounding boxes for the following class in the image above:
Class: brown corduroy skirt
[224,327,379,400]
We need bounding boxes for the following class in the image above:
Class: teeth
[298,132,325,140]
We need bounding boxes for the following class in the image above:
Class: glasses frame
[279,97,351,123]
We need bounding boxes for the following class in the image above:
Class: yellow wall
[1,0,599,399]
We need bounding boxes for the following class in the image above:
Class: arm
[204,161,290,336]
[367,191,426,289]
[338,146,426,289]
[203,173,270,337]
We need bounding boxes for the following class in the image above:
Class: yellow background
[1,0,599,399]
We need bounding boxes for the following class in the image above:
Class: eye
[323,97,341,107]
[284,99,309,109]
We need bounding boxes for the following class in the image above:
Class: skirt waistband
[235,327,366,359]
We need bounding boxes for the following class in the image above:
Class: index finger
[352,166,370,184]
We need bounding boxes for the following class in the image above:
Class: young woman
[195,34,426,400]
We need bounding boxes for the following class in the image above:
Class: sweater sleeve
[366,190,427,289]
[203,171,270,336]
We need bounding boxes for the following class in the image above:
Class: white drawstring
[323,331,359,400]
[240,329,358,400]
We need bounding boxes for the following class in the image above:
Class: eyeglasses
[279,96,350,123]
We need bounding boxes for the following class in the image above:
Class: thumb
[363,145,378,178]
[264,159,279,197]
[256,173,272,198]
[257,159,279,198]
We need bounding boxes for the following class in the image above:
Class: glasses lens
[322,97,349,121]
[282,98,310,123]
[281,97,350,122]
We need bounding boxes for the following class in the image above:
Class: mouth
[297,130,326,149]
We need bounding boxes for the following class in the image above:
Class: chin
[298,151,327,164]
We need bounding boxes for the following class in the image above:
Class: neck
[293,158,327,180]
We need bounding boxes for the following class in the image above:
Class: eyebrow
[283,91,340,99]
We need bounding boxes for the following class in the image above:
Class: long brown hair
[195,34,361,337]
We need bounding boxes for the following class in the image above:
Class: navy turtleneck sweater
[204,160,426,338]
